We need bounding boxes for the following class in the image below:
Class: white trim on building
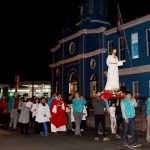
[104,65,150,76]
[50,15,150,53]
[104,15,150,36]
[76,17,111,26]
[50,27,106,52]
[49,48,107,68]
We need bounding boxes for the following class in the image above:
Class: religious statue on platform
[105,49,126,91]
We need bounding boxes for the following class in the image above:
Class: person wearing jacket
[8,92,20,130]
[18,93,30,135]
[146,97,150,143]
[36,97,50,136]
[121,90,141,148]
[71,100,87,132]
[93,91,110,142]
[72,92,86,136]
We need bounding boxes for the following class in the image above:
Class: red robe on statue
[50,99,67,128]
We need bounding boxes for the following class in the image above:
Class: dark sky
[1,0,150,83]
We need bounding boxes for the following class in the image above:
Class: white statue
[105,49,126,91]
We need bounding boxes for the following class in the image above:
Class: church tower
[76,0,110,30]
[62,16,72,38]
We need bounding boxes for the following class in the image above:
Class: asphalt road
[0,127,149,150]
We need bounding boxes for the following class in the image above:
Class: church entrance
[69,72,78,95]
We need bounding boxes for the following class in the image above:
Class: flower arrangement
[100,89,125,99]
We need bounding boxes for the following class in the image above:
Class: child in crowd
[109,101,116,134]
[36,97,50,136]
[30,98,39,133]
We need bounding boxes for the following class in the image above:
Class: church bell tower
[76,0,110,30]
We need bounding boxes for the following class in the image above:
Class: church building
[49,0,150,98]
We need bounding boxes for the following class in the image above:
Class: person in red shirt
[0,96,9,128]
[50,94,67,133]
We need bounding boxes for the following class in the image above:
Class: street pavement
[0,110,149,150]
[0,127,149,150]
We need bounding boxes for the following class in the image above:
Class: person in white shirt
[31,98,39,133]
[109,101,116,134]
[36,97,50,136]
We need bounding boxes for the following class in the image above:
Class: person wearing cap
[146,97,150,143]
[121,90,141,148]
[105,48,126,91]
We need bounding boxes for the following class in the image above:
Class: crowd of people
[0,91,150,148]
[0,92,88,137]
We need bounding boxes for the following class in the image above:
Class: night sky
[1,0,150,83]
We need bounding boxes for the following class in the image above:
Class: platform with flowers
[100,89,125,99]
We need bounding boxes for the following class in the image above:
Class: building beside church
[0,81,51,98]
[49,0,150,98]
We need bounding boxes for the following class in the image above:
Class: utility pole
[15,74,19,93]
[32,80,34,99]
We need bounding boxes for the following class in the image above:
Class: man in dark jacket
[93,91,110,142]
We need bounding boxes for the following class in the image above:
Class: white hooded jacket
[36,103,50,123]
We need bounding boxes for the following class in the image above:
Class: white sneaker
[123,142,129,147]
[98,131,103,135]
[103,137,110,142]
[72,129,75,132]
[94,137,99,141]
[128,134,132,138]
[131,143,141,148]
[116,134,121,139]
[80,129,84,132]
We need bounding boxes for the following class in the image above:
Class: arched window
[69,72,78,82]
[69,72,78,95]
[90,74,97,97]
[90,74,96,81]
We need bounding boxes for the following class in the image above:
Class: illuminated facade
[49,0,150,97]
[0,81,51,98]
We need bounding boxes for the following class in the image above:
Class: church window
[131,33,139,59]
[132,81,140,96]
[119,37,125,60]
[88,0,94,14]
[146,29,150,56]
[108,40,113,55]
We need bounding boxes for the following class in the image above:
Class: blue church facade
[49,0,150,98]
